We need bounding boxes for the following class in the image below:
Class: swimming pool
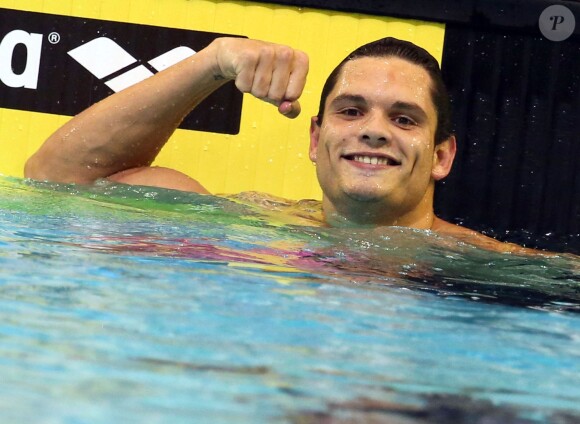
[1,176,578,423]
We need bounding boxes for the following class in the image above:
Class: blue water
[0,177,579,423]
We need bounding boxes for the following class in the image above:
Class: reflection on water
[0,176,579,423]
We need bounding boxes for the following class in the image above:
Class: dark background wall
[439,24,579,253]
[255,0,580,253]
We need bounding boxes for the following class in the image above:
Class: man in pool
[24,37,529,253]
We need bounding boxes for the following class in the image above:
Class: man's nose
[359,113,391,146]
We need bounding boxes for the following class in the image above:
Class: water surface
[0,177,578,423]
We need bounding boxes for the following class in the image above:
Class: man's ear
[431,135,457,181]
[309,117,320,162]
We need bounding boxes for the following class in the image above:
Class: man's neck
[321,197,436,230]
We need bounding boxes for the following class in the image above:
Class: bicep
[108,166,210,194]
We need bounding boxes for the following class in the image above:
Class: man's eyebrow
[329,94,367,106]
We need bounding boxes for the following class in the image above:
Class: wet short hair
[316,37,452,145]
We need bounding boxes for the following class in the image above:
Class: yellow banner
[0,0,444,199]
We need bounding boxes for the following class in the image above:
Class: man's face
[310,56,452,226]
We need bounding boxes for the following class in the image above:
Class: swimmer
[23,37,535,254]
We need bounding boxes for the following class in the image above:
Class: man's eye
[394,116,417,127]
[339,108,362,117]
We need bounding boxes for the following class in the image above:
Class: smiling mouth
[343,154,401,166]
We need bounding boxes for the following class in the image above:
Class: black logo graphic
[0,8,244,134]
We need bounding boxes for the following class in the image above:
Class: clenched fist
[210,38,309,118]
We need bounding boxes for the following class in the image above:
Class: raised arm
[24,37,309,192]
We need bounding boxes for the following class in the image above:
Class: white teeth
[353,155,390,165]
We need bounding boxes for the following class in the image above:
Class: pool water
[0,176,579,423]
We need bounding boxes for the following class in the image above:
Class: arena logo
[0,8,244,134]
[68,37,196,93]
[0,30,43,89]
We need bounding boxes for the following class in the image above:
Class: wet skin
[309,56,455,229]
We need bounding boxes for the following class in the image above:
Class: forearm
[25,39,226,184]
[25,37,308,186]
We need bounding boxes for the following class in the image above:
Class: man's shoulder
[108,166,210,194]
[431,217,536,254]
